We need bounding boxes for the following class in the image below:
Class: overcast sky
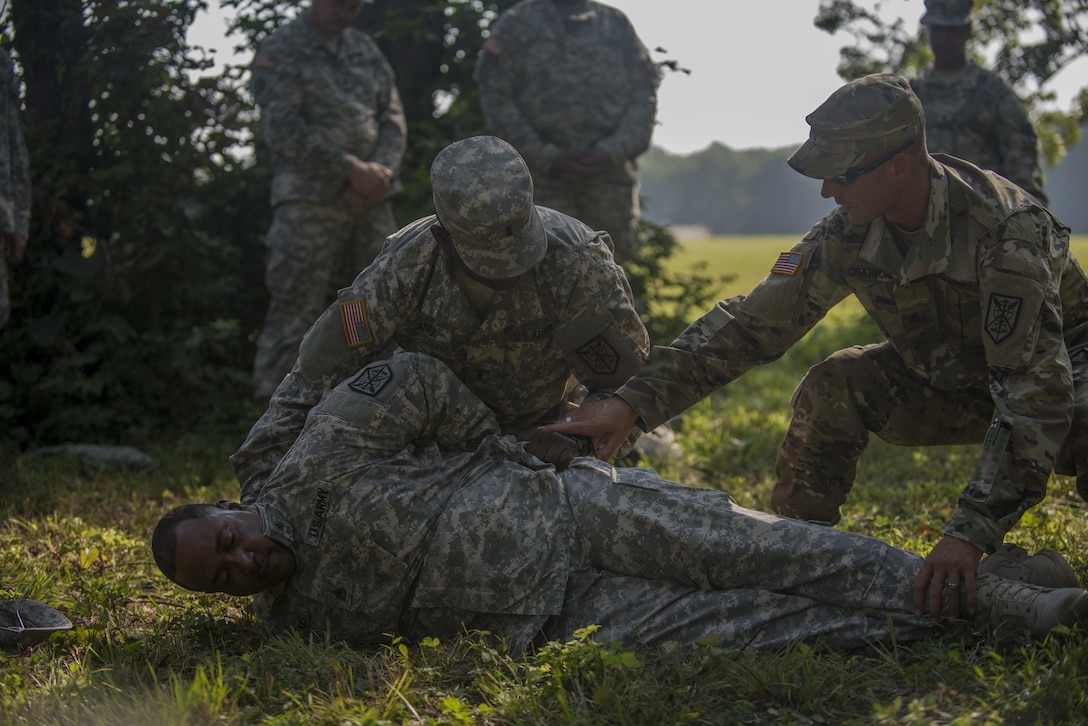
[188,0,1088,155]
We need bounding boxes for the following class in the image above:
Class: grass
[2,236,1088,724]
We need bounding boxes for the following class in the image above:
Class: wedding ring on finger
[944,581,960,590]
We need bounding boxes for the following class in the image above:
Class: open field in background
[1,236,1087,723]
[670,234,1088,314]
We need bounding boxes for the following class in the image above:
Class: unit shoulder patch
[348,363,392,397]
[984,293,1022,344]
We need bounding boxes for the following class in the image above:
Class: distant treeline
[639,137,1088,235]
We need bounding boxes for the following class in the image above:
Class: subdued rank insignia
[985,293,1022,344]
[771,251,802,275]
[577,336,619,375]
[339,299,372,347]
[348,363,392,397]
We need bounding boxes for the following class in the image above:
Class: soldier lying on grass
[154,352,1087,652]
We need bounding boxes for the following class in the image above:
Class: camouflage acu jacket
[474,0,659,183]
[251,17,406,205]
[250,352,572,648]
[911,63,1045,201]
[231,208,649,499]
[619,155,1088,550]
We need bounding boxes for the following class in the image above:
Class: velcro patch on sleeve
[347,363,392,397]
[771,251,803,275]
[577,335,620,376]
[339,299,373,347]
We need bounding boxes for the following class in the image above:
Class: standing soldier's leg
[252,202,351,400]
[577,179,640,266]
[343,201,397,279]
[771,342,994,524]
[0,252,9,330]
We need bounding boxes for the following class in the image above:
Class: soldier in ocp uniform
[552,73,1088,621]
[474,0,659,266]
[249,0,407,399]
[0,47,30,331]
[910,0,1046,202]
[230,136,648,503]
[155,351,1088,651]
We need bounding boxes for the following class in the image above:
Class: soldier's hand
[525,428,580,470]
[548,151,600,181]
[543,397,639,461]
[346,159,392,207]
[3,233,26,265]
[913,535,983,622]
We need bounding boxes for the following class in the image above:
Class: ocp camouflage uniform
[250,350,937,652]
[911,63,1046,202]
[250,16,406,398]
[617,155,1088,555]
[474,0,659,264]
[231,207,648,502]
[0,48,30,331]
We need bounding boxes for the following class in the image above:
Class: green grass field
[2,236,1087,724]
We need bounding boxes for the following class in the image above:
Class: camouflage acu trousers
[252,199,396,399]
[771,341,1088,524]
[0,253,8,330]
[534,177,640,265]
[543,463,934,649]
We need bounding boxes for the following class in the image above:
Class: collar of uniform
[859,157,951,283]
[298,13,346,56]
[256,501,297,549]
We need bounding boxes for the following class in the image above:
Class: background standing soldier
[249,0,406,400]
[474,0,659,266]
[910,0,1047,202]
[0,46,29,332]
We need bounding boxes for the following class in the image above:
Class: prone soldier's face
[308,0,364,39]
[172,503,296,597]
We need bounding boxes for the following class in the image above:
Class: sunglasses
[829,141,913,186]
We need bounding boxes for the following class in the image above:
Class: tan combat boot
[975,573,1088,639]
[977,543,1080,589]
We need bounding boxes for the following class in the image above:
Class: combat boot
[975,573,1088,639]
[977,543,1080,589]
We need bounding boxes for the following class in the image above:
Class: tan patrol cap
[920,0,973,26]
[430,135,547,280]
[787,73,925,180]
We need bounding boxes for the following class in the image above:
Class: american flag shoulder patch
[339,299,372,347]
[771,251,803,275]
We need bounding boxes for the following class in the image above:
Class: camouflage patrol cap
[787,73,924,180]
[920,0,973,26]
[431,136,547,279]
